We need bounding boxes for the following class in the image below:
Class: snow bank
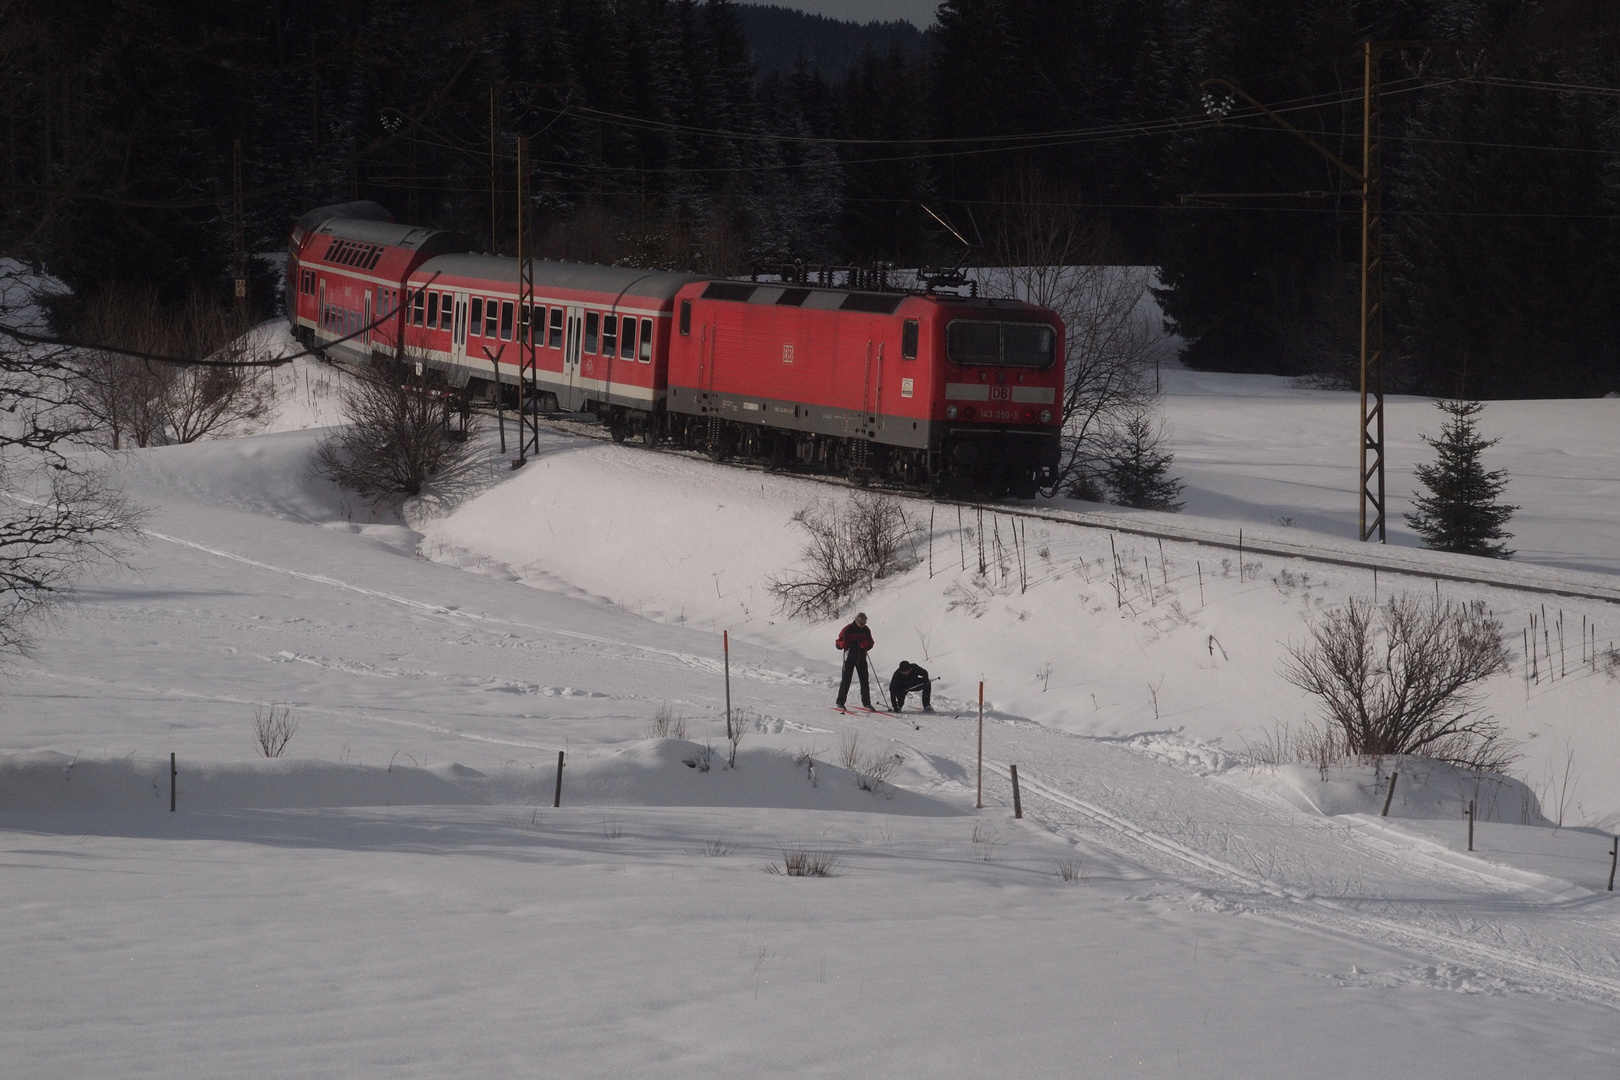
[0,742,960,816]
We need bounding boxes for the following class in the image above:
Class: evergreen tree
[1102,413,1184,512]
[1404,399,1517,559]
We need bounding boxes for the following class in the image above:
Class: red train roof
[415,253,707,303]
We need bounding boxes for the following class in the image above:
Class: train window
[1002,323,1055,367]
[902,319,919,359]
[620,316,636,359]
[679,299,691,335]
[584,311,599,354]
[945,320,1055,368]
[411,290,426,327]
[528,305,543,345]
[484,298,498,338]
[549,307,563,348]
[436,293,449,329]
[945,321,998,365]
[426,292,439,329]
[500,300,514,341]
[639,319,653,362]
[469,298,483,335]
[602,314,617,357]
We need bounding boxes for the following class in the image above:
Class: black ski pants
[837,648,872,708]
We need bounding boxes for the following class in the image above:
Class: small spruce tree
[1404,399,1517,558]
[1103,413,1184,512]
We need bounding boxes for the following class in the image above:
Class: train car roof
[313,217,471,252]
[416,253,707,302]
[293,201,393,237]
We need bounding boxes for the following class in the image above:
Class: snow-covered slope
[1,362,1617,1077]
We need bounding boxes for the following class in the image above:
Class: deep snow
[1,346,1617,1077]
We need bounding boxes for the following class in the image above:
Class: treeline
[2,1,1617,398]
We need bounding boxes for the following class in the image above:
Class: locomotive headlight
[1040,409,1052,423]
[945,405,958,420]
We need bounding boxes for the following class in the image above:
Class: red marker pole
[723,630,732,741]
[976,681,984,809]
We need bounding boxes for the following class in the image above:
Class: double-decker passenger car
[287,204,1065,494]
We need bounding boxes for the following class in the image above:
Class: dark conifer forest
[3,0,1617,397]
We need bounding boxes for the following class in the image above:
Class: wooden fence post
[1608,836,1616,892]
[553,750,565,808]
[976,681,984,810]
[1467,799,1475,851]
[1010,765,1022,819]
[170,752,176,812]
[723,629,732,741]
[1381,772,1398,817]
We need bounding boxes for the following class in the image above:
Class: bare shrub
[837,731,904,794]
[315,361,476,499]
[1282,592,1514,770]
[769,493,918,619]
[1241,720,1352,771]
[969,822,1001,861]
[1055,858,1086,883]
[252,703,298,758]
[766,848,841,877]
[646,703,687,739]
[688,838,736,857]
[681,744,714,772]
[73,285,279,449]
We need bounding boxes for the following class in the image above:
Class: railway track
[510,408,1620,609]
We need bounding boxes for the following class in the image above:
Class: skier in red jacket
[834,612,875,710]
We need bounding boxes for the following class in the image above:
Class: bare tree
[1282,591,1514,770]
[979,170,1162,498]
[72,285,279,449]
[0,264,139,659]
[769,494,918,620]
[315,358,476,500]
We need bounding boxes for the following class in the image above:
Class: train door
[363,293,372,347]
[450,291,470,369]
[317,279,326,336]
[560,305,585,410]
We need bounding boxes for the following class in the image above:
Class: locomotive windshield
[946,320,1055,368]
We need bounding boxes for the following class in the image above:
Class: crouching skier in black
[888,661,933,713]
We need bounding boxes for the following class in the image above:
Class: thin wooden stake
[1467,799,1475,851]
[929,506,935,578]
[1010,764,1023,819]
[170,752,176,812]
[976,681,984,810]
[958,505,965,571]
[1197,561,1204,607]
[723,629,732,741]
[1609,836,1617,892]
[1144,556,1154,605]
[1237,529,1243,582]
[1158,538,1168,586]
[553,750,565,807]
[1381,771,1398,817]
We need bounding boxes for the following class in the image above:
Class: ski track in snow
[140,516,1620,1010]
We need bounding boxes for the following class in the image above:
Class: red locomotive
[287,202,1064,494]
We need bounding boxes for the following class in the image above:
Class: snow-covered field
[2,346,1617,1077]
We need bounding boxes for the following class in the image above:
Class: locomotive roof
[417,253,706,302]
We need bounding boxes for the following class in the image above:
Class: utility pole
[232,138,247,313]
[516,134,539,463]
[1200,40,1483,543]
[1359,41,1388,543]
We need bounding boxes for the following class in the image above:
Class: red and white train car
[287,203,1064,493]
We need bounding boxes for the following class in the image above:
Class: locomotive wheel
[610,418,629,443]
[641,420,659,448]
